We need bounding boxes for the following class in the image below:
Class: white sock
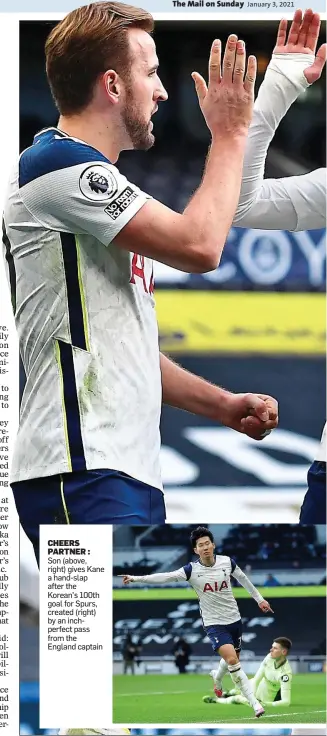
[228,663,259,710]
[212,659,229,688]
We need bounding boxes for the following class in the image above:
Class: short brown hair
[45,2,154,115]
[274,637,292,652]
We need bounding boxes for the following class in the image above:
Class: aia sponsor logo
[203,581,229,593]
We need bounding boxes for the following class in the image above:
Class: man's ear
[103,69,121,103]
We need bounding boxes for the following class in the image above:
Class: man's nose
[156,80,168,102]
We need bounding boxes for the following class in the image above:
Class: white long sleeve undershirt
[233,53,326,232]
[130,569,187,584]
[232,564,264,604]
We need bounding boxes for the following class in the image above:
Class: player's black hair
[190,526,214,548]
[274,637,292,652]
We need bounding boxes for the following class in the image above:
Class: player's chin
[147,132,155,148]
[134,131,155,151]
[147,126,155,146]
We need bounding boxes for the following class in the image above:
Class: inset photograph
[113,523,326,725]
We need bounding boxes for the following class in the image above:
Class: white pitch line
[116,690,190,697]
[115,695,326,724]
[115,692,326,722]
[211,710,326,723]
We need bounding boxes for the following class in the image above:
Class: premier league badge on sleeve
[79,164,118,201]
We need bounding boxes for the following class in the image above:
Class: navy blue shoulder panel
[230,557,237,573]
[19,130,110,188]
[183,563,192,581]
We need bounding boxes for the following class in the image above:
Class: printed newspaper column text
[39,525,112,728]
[0,13,20,735]
[0,322,18,734]
[0,490,9,728]
[0,328,9,381]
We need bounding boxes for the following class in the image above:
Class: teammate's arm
[120,568,187,585]
[231,562,273,612]
[262,674,292,707]
[233,10,327,231]
[160,352,278,441]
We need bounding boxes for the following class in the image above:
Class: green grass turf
[113,673,326,724]
[113,586,326,600]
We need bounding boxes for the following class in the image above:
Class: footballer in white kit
[122,526,273,718]
[3,1,280,563]
[232,9,326,524]
[233,10,326,232]
[5,129,161,488]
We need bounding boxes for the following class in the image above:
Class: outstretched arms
[120,568,187,585]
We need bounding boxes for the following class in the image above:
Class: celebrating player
[231,8,326,523]
[3,1,278,560]
[204,637,292,708]
[233,8,326,231]
[121,526,273,718]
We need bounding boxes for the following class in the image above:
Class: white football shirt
[233,53,326,231]
[234,55,325,469]
[131,555,264,626]
[3,128,162,489]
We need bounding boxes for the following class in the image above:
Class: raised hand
[192,35,257,139]
[274,9,326,84]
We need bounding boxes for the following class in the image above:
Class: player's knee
[226,655,238,666]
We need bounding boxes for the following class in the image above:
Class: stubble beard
[122,83,155,151]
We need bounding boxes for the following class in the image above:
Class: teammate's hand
[217,392,278,441]
[274,9,327,84]
[118,575,134,585]
[192,35,257,139]
[258,600,274,614]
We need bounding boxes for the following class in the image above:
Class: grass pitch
[113,673,326,724]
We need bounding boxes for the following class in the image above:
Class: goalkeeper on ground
[204,637,292,708]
